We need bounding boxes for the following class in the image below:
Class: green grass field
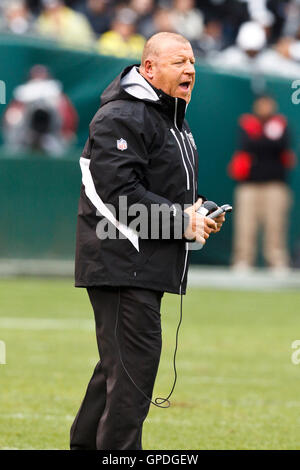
[0,278,300,450]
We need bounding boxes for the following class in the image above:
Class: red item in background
[228,151,252,181]
[280,149,297,168]
[57,94,78,140]
[239,114,263,139]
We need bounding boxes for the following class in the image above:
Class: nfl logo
[117,138,127,151]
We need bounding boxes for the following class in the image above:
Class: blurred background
[1,0,300,279]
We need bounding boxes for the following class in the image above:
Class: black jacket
[75,65,199,294]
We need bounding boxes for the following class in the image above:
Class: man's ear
[143,59,154,80]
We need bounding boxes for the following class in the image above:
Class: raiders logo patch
[186,132,197,150]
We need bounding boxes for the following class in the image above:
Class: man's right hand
[183,198,217,244]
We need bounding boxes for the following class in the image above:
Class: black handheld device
[197,200,233,219]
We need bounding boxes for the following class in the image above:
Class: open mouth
[179,81,191,91]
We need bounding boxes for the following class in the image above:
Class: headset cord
[114,287,184,409]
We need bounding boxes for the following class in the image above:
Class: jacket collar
[100,64,187,130]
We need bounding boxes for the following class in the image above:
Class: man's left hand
[211,212,226,233]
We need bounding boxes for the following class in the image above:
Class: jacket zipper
[184,130,198,201]
[172,97,190,190]
[173,98,191,291]
[170,128,190,191]
[174,97,178,129]
[180,132,195,205]
[184,130,195,166]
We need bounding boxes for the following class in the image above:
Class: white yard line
[0,413,74,421]
[1,448,21,450]
[1,260,300,290]
[184,375,276,385]
[0,317,93,331]
[188,266,300,291]
[0,259,74,277]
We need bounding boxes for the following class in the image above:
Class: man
[96,7,146,59]
[209,21,267,72]
[2,64,78,156]
[228,94,296,271]
[71,32,225,450]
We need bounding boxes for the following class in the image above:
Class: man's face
[148,41,196,103]
[254,97,276,120]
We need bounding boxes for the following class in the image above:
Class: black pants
[70,286,163,450]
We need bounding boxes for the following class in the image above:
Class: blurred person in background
[192,17,225,58]
[282,0,300,38]
[36,0,95,49]
[256,23,300,78]
[251,7,275,45]
[266,0,290,43]
[97,7,146,59]
[2,64,78,156]
[73,0,113,36]
[24,0,41,15]
[129,0,156,38]
[228,95,296,272]
[141,5,177,39]
[209,19,300,79]
[0,0,37,35]
[171,0,204,42]
[209,21,267,72]
[201,0,296,61]
[199,0,249,47]
[260,1,300,65]
[273,17,300,64]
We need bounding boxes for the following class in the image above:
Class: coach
[70,32,225,450]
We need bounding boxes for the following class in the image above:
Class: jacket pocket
[136,239,160,267]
